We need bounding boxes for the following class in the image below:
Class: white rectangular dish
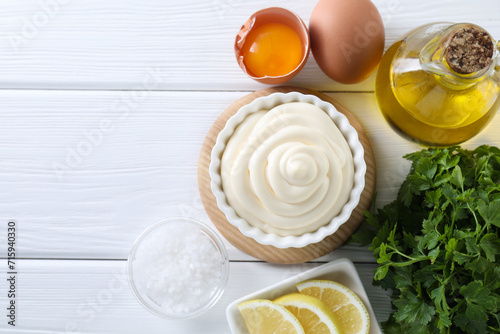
[226,258,381,334]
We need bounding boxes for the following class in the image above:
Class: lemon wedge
[297,280,370,334]
[274,293,342,334]
[238,299,305,334]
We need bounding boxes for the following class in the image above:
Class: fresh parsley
[352,145,500,333]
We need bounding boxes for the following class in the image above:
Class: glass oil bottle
[376,23,500,146]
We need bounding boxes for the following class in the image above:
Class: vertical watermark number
[6,221,17,327]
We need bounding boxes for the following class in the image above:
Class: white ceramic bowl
[226,258,381,334]
[210,92,366,249]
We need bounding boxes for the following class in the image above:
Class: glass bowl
[128,217,229,319]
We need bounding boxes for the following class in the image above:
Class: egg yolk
[242,23,303,77]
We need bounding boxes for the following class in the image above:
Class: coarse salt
[131,222,224,314]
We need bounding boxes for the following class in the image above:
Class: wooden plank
[0,90,246,260]
[0,0,497,91]
[0,90,499,260]
[0,259,391,333]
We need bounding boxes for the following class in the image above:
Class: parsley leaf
[353,146,500,333]
[394,291,435,325]
[478,199,500,228]
[479,233,500,262]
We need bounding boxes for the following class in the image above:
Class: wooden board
[198,86,376,264]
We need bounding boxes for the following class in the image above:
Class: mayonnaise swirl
[221,102,354,236]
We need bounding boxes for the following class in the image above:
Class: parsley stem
[459,177,483,242]
[466,201,482,242]
[390,246,430,262]
[387,257,431,267]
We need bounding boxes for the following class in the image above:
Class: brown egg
[309,0,385,84]
[234,7,310,84]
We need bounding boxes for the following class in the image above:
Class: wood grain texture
[198,87,376,263]
[2,259,390,334]
[0,1,499,333]
[0,90,498,261]
[0,0,498,91]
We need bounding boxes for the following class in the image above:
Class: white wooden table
[1,0,499,333]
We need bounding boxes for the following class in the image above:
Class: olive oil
[375,24,500,146]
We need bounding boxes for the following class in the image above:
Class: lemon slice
[274,293,342,334]
[297,280,370,334]
[238,299,305,334]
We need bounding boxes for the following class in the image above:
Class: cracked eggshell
[234,7,310,84]
[309,0,385,84]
